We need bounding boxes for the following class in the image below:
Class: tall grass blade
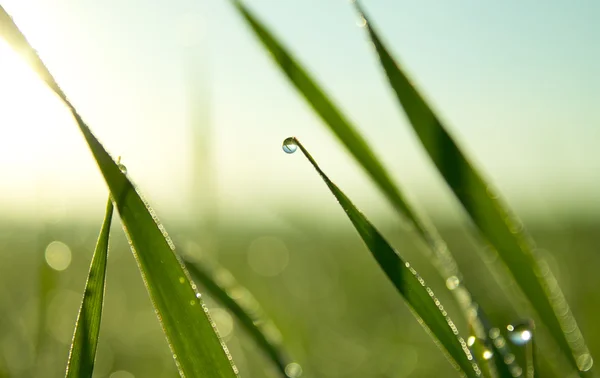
[291,137,481,378]
[353,3,593,375]
[64,198,113,378]
[229,0,500,360]
[0,7,238,377]
[184,258,293,377]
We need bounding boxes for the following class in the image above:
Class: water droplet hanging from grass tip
[282,137,298,154]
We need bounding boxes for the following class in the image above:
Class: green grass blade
[184,258,293,377]
[230,1,503,364]
[353,3,593,375]
[65,198,114,378]
[0,7,238,377]
[291,137,481,378]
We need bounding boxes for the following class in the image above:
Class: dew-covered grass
[0,1,598,378]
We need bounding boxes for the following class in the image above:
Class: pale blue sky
[0,0,598,223]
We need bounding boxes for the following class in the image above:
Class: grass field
[0,218,599,377]
[0,1,598,377]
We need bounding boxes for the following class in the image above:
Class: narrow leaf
[230,0,499,363]
[291,137,481,378]
[0,7,238,377]
[353,2,593,375]
[184,258,293,377]
[65,198,114,378]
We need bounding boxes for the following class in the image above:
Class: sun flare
[0,37,84,210]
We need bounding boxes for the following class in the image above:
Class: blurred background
[0,0,598,377]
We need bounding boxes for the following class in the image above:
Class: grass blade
[65,198,114,378]
[0,7,238,377]
[353,3,593,374]
[230,1,505,366]
[290,137,481,378]
[184,258,294,377]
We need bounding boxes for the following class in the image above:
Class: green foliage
[185,258,293,377]
[0,6,238,377]
[292,137,481,378]
[0,1,595,378]
[352,3,592,375]
[65,199,113,378]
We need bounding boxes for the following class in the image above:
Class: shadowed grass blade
[353,3,593,375]
[0,7,238,377]
[291,137,481,378]
[184,258,293,377]
[65,198,113,378]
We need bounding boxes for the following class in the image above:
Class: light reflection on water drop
[507,322,533,345]
[577,353,594,372]
[282,137,298,154]
[285,362,303,378]
[445,275,460,290]
[482,349,494,360]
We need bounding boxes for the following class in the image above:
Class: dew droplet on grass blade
[507,322,533,346]
[282,137,297,154]
[446,275,460,290]
[284,362,302,378]
[482,349,494,361]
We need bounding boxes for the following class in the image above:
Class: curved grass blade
[229,1,509,367]
[352,3,593,375]
[65,198,113,378]
[184,257,294,377]
[0,7,238,377]
[290,137,481,378]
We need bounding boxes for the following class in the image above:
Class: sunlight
[0,37,89,214]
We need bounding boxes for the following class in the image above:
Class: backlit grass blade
[65,198,113,378]
[353,3,593,375]
[0,7,238,377]
[231,0,495,355]
[184,258,293,377]
[290,137,481,378]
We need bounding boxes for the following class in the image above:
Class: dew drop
[190,299,197,306]
[118,163,127,174]
[482,349,494,360]
[510,366,522,377]
[196,292,202,299]
[507,321,533,345]
[178,277,185,284]
[282,137,298,154]
[445,275,460,290]
[467,336,476,347]
[577,353,594,372]
[285,362,303,378]
[356,16,366,28]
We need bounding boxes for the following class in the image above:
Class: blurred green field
[1,216,598,377]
